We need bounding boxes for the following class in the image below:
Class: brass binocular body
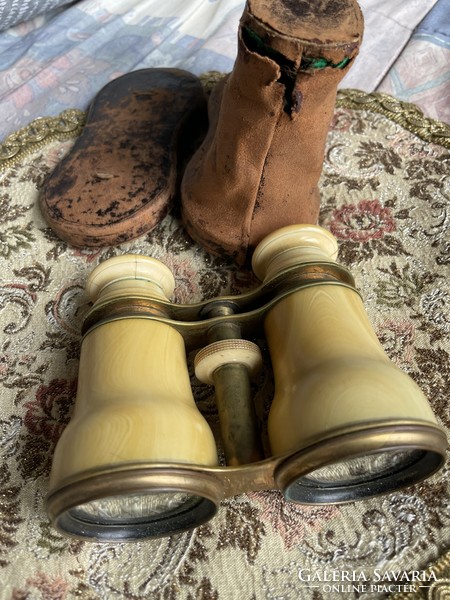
[46,225,447,541]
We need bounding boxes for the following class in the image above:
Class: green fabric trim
[243,26,288,66]
[243,26,351,71]
[301,56,351,70]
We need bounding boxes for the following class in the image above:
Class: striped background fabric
[0,0,75,31]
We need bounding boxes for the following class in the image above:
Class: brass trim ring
[46,420,447,540]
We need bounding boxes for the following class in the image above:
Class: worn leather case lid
[40,68,207,248]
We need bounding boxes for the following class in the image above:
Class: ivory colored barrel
[49,318,218,489]
[265,284,439,456]
[251,224,442,459]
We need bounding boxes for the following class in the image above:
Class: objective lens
[303,449,422,485]
[71,491,201,524]
[282,447,443,504]
[53,490,217,540]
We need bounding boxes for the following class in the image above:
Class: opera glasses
[46,225,447,541]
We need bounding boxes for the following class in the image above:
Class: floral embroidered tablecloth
[0,90,449,600]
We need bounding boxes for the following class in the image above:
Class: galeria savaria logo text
[298,568,437,594]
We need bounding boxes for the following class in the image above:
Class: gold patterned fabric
[0,91,449,600]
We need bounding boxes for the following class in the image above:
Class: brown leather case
[40,68,207,247]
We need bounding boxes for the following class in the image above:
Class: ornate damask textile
[0,91,449,600]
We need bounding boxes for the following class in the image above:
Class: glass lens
[283,447,445,504]
[303,448,423,485]
[70,491,203,525]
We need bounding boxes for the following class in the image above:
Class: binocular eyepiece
[46,225,447,541]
